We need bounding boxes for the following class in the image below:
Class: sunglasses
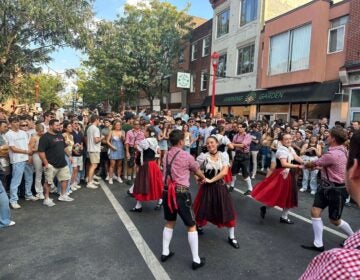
[20,124,28,127]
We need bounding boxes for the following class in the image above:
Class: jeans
[9,161,33,203]
[302,156,319,191]
[32,153,44,195]
[260,147,271,170]
[0,180,11,228]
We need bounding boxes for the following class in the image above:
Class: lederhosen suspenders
[164,150,181,213]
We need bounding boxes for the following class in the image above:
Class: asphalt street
[1,173,359,280]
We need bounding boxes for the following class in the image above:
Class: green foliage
[0,0,94,100]
[17,73,64,110]
[81,0,194,110]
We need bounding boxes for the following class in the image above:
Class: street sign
[177,72,191,89]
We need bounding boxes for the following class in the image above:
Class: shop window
[328,16,348,53]
[217,53,227,78]
[217,9,230,38]
[307,103,330,120]
[269,24,312,75]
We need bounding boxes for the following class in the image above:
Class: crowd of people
[0,104,359,277]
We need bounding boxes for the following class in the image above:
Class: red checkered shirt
[300,230,360,280]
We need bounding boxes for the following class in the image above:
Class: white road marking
[100,180,171,280]
[234,188,348,239]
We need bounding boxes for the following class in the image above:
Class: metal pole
[211,65,217,117]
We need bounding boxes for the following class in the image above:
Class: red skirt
[224,168,232,183]
[251,168,298,209]
[133,160,163,201]
[193,181,236,228]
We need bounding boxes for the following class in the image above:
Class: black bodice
[143,149,156,161]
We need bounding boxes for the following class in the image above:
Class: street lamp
[211,52,220,117]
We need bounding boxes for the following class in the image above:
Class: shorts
[72,156,83,170]
[313,187,348,220]
[231,153,250,178]
[89,152,100,164]
[44,164,71,184]
[163,190,196,227]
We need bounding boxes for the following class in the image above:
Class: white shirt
[5,130,29,163]
[87,124,101,153]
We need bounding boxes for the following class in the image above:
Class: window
[351,89,360,107]
[191,43,198,61]
[237,43,255,75]
[269,24,312,75]
[201,71,208,91]
[191,73,196,93]
[217,53,227,78]
[240,0,258,26]
[178,48,185,63]
[217,9,230,38]
[202,37,210,57]
[328,16,348,53]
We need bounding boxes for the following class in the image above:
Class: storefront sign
[176,72,191,89]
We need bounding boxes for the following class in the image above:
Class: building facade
[340,0,360,123]
[257,0,350,125]
[207,0,311,119]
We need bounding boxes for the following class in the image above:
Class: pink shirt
[233,133,252,153]
[125,129,145,147]
[314,145,347,184]
[162,147,199,187]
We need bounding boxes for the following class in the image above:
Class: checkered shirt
[300,231,360,280]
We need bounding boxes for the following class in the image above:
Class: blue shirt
[189,126,199,148]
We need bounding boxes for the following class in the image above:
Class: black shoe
[196,225,204,235]
[280,217,294,224]
[260,206,267,219]
[127,190,134,197]
[301,244,325,252]
[243,190,252,196]
[154,202,162,210]
[160,252,174,262]
[192,257,206,270]
[130,207,142,212]
[228,237,240,249]
[229,186,234,192]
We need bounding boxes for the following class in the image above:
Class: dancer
[301,127,354,252]
[252,133,304,224]
[193,136,239,249]
[161,129,207,270]
[130,126,163,212]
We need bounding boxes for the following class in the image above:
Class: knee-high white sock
[229,227,235,239]
[281,208,289,219]
[312,217,324,247]
[162,227,173,256]
[230,176,236,187]
[337,220,354,236]
[129,184,134,193]
[245,177,252,191]
[135,201,142,209]
[188,231,200,263]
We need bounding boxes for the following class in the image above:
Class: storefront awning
[202,81,339,106]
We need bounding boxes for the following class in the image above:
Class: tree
[0,0,94,101]
[17,73,64,110]
[83,0,194,110]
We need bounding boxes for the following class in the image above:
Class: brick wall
[346,0,360,65]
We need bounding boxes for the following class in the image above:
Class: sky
[45,0,213,75]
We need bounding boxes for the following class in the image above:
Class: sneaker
[58,194,74,202]
[105,175,110,181]
[25,195,39,201]
[67,190,73,194]
[109,178,113,185]
[116,177,123,184]
[87,183,98,189]
[43,198,56,207]
[251,175,256,179]
[8,221,16,227]
[299,188,307,192]
[260,168,264,171]
[75,184,82,189]
[93,175,101,180]
[92,180,100,185]
[10,202,21,209]
[36,193,45,200]
[310,190,316,195]
[70,185,77,191]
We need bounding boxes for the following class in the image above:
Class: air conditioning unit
[339,70,349,84]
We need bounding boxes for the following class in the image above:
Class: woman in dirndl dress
[252,133,304,224]
[193,136,239,249]
[130,126,164,212]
